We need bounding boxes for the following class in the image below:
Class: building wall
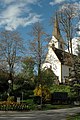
[42,35,73,83]
[62,65,71,83]
[42,46,62,83]
[51,36,59,49]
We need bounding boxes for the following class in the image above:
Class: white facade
[51,36,59,48]
[42,35,72,83]
[42,45,62,82]
[42,15,79,83]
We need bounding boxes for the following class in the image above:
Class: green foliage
[70,45,80,81]
[71,84,80,97]
[67,114,80,120]
[7,96,15,102]
[41,68,57,87]
[21,57,35,80]
[73,55,80,80]
[42,104,74,110]
[0,70,9,81]
[50,85,70,93]
[0,93,8,101]
[15,57,35,82]
[50,85,74,97]
[14,57,35,92]
[33,96,41,104]
[34,68,57,87]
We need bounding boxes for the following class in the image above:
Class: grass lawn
[23,99,78,111]
[41,104,76,110]
[67,114,80,120]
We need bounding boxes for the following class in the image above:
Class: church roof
[52,47,72,66]
[52,14,64,43]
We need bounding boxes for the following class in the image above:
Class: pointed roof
[52,14,64,43]
[52,46,72,66]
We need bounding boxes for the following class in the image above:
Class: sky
[0,0,80,42]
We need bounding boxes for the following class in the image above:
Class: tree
[14,57,35,92]
[72,44,80,82]
[21,57,35,81]
[53,4,79,54]
[0,30,24,91]
[52,4,80,83]
[29,22,50,85]
[41,68,57,87]
[0,70,9,93]
[29,22,50,106]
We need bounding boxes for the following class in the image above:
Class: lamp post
[22,91,24,103]
[21,81,28,103]
[8,80,12,96]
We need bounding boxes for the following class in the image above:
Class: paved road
[0,107,80,120]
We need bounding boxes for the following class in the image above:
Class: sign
[17,97,20,103]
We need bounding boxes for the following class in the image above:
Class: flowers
[0,101,29,111]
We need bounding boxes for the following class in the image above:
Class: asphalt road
[0,107,80,120]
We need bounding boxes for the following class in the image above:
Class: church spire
[53,13,61,40]
[52,13,65,50]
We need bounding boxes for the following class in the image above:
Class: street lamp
[8,80,12,84]
[8,80,12,96]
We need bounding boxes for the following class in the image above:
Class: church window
[50,65,52,69]
[60,43,63,49]
[69,68,71,76]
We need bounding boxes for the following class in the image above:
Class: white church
[42,17,80,83]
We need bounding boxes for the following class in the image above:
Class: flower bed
[0,101,29,111]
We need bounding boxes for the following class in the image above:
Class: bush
[50,85,79,104]
[34,85,51,103]
[33,96,41,104]
[7,96,15,102]
[50,85,71,94]
[0,93,8,101]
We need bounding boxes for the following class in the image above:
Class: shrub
[0,93,8,101]
[7,96,15,102]
[33,96,41,104]
[50,85,78,104]
[34,85,51,103]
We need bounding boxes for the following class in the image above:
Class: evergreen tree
[70,44,80,84]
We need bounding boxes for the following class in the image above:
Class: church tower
[51,14,65,50]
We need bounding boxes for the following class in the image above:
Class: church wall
[52,36,59,49]
[42,46,62,83]
[62,65,71,83]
